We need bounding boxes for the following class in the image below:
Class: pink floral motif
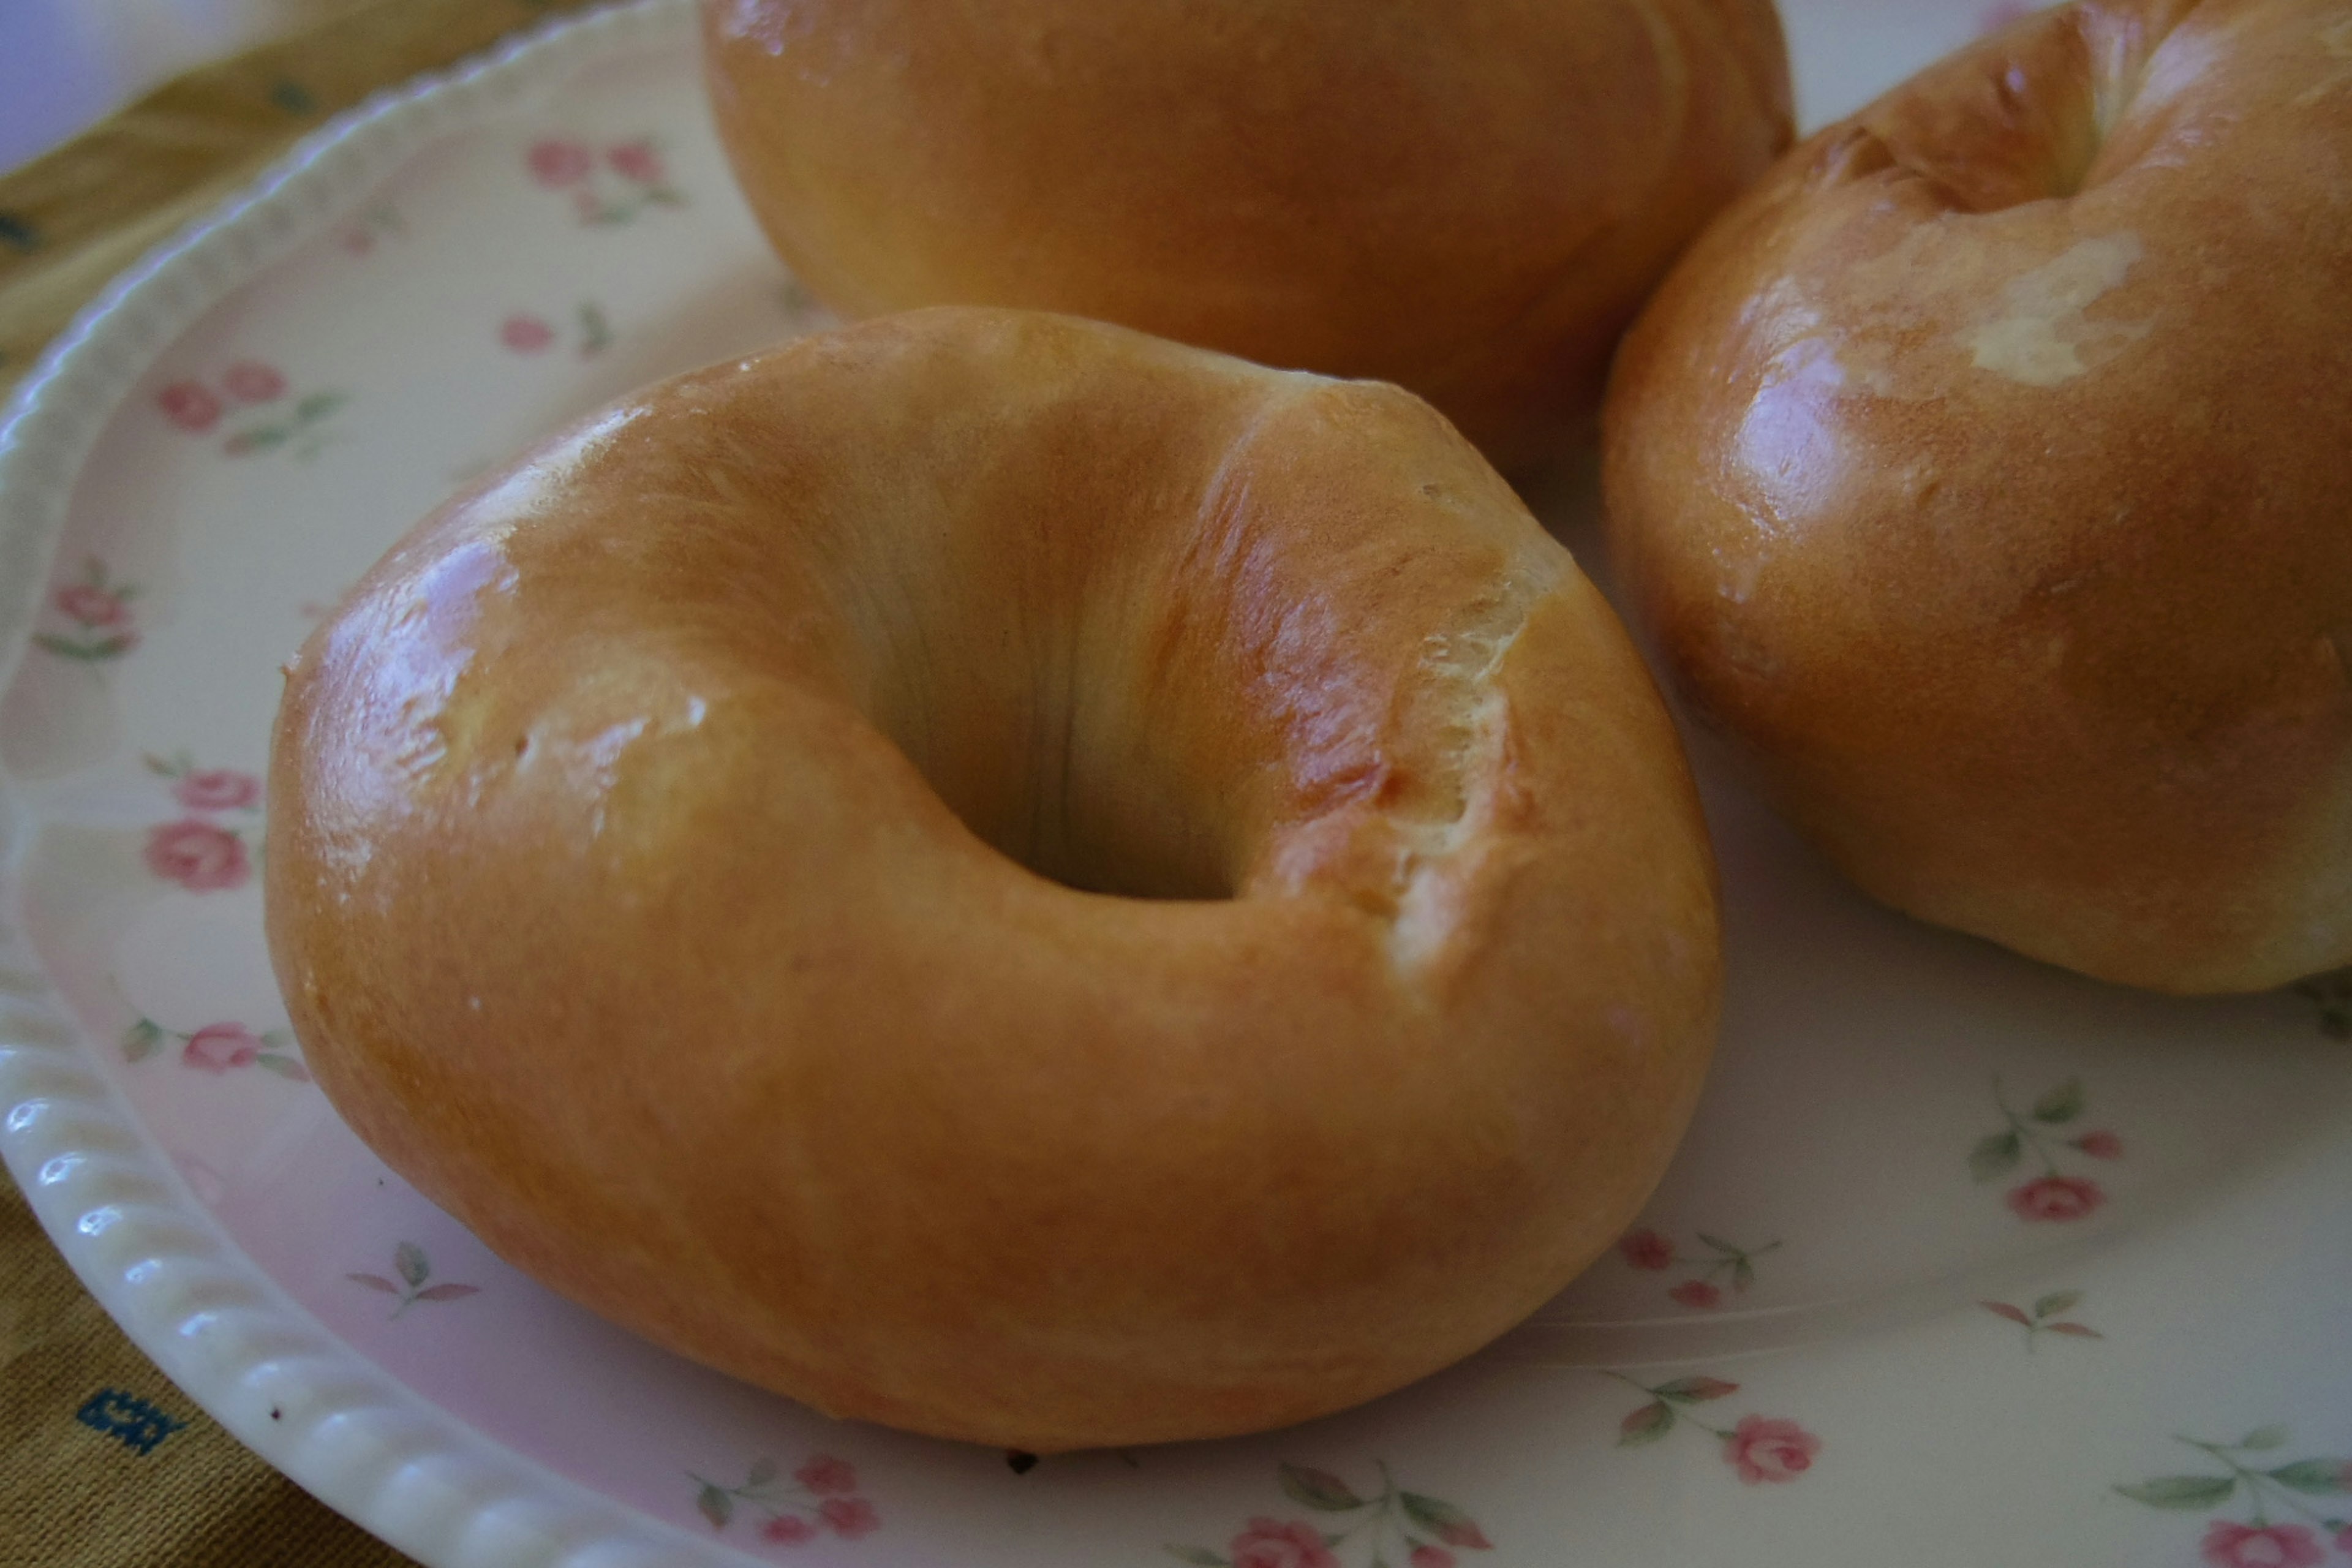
[1617,1227,1779,1308]
[2008,1174,2105,1223]
[1606,1370,1821,1487]
[123,1015,309,1080]
[143,820,249,891]
[1170,1464,1490,1568]
[172,768,261,812]
[221,360,287,403]
[695,1455,881,1548]
[537,132,687,225]
[55,584,128,627]
[501,313,556,353]
[605,138,663,183]
[2117,1428,2352,1559]
[38,560,140,664]
[795,1457,857,1495]
[158,361,345,458]
[1979,1289,2103,1348]
[1724,1415,1822,1485]
[501,302,612,358]
[182,1023,264,1073]
[820,1498,880,1540]
[347,1240,480,1317]
[1972,1076,2119,1223]
[2201,1523,2328,1568]
[1618,1229,1673,1270]
[157,381,222,432]
[1231,1519,1338,1568]
[141,755,262,888]
[528,137,593,186]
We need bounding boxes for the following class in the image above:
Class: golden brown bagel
[698,0,1794,472]
[265,309,1721,1450]
[1603,0,2352,994]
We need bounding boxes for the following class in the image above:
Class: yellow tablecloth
[1,4,599,1561]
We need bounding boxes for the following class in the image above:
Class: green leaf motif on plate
[2240,1426,2290,1452]
[1399,1491,1491,1549]
[2034,1289,2082,1319]
[394,1241,429,1288]
[1619,1400,1674,1446]
[2266,1460,2350,1495]
[696,1482,731,1529]
[1278,1463,1364,1512]
[1970,1130,2023,1182]
[2114,1476,2238,1509]
[1655,1376,1740,1404]
[121,1019,164,1063]
[2032,1079,2085,1124]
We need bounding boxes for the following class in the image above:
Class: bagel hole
[872,693,1240,903]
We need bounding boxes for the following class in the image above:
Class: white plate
[3,4,2349,1566]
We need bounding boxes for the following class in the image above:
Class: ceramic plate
[4,4,2349,1566]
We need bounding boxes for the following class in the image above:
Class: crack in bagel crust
[1385,573,1551,970]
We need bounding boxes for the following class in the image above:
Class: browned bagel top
[270,309,1721,1448]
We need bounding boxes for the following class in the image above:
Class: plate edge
[0,2,772,1564]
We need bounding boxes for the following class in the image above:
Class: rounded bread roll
[266,309,1722,1450]
[1603,0,2352,993]
[699,0,1794,471]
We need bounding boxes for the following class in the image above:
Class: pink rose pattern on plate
[500,301,613,358]
[1978,1289,2103,1349]
[140,754,262,892]
[692,1453,882,1548]
[121,1016,309,1082]
[154,358,347,459]
[1969,1076,2120,1222]
[527,135,685,225]
[142,820,249,892]
[1606,1372,1822,1485]
[2116,1428,2350,1565]
[1168,1463,1491,1568]
[347,1242,481,1319]
[34,557,140,663]
[1616,1227,1781,1310]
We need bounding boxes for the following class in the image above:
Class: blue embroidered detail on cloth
[74,1390,186,1456]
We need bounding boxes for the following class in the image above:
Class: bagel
[698,0,1795,471]
[265,309,1721,1450]
[1602,0,2352,994]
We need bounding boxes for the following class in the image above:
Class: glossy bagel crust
[1604,0,2352,993]
[266,309,1721,1450]
[698,0,1793,472]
